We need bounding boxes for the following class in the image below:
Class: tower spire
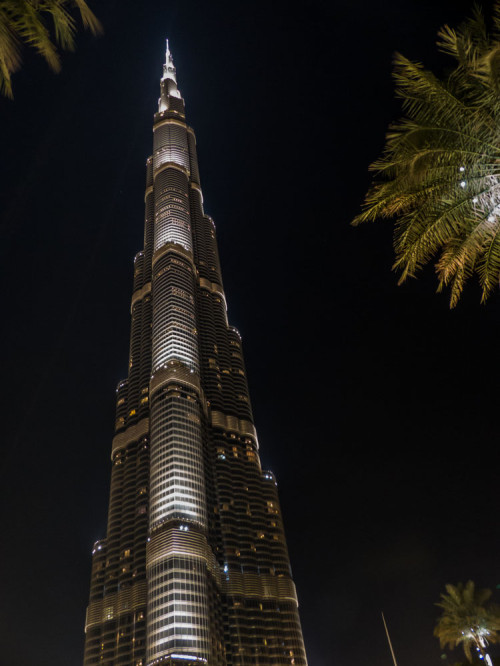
[162,38,177,83]
[158,38,182,112]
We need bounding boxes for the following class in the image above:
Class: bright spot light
[460,166,465,172]
[460,181,467,188]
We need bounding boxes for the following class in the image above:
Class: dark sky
[1,1,499,665]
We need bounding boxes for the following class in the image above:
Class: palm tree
[0,0,101,99]
[352,2,500,307]
[435,581,500,664]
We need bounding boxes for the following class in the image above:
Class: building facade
[83,43,307,666]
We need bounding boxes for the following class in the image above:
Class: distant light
[459,166,465,172]
[460,181,467,188]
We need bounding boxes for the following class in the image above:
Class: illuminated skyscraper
[83,43,307,666]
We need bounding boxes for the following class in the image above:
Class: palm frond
[70,0,102,35]
[352,0,500,306]
[0,7,22,98]
[0,0,101,98]
[42,1,77,52]
[15,1,61,72]
[493,0,500,40]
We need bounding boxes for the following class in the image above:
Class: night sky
[1,1,499,665]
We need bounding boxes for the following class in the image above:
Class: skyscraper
[83,43,307,666]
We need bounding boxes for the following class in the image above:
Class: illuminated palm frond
[353,2,500,306]
[435,582,500,662]
[0,0,102,99]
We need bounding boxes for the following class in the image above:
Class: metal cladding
[83,41,308,666]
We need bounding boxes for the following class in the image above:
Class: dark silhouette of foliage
[0,0,101,98]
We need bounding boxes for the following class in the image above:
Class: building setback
[83,43,308,666]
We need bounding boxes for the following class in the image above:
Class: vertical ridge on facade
[83,41,308,666]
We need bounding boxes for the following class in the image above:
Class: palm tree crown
[0,0,101,99]
[435,581,500,662]
[353,2,500,306]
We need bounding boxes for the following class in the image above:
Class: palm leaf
[0,6,22,98]
[352,0,500,306]
[0,0,102,98]
[71,0,102,35]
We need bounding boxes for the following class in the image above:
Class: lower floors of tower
[84,403,307,665]
[84,590,306,666]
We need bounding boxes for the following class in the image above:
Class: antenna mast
[382,612,399,666]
